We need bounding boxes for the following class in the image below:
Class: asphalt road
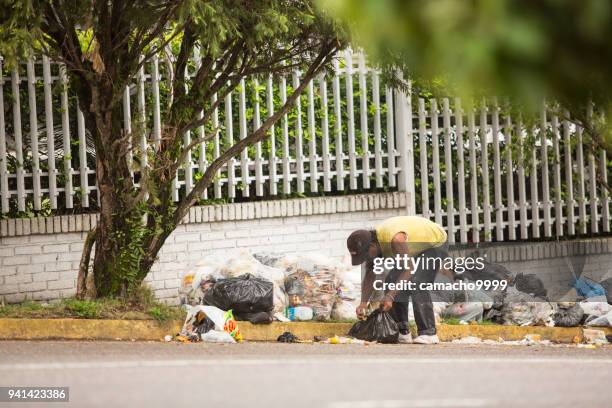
[0,341,611,408]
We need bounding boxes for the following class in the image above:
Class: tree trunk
[86,99,160,298]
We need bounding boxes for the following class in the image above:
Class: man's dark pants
[385,244,449,336]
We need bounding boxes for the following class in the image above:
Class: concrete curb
[1,318,611,343]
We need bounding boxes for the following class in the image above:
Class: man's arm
[360,260,376,303]
[381,232,413,311]
[357,260,376,319]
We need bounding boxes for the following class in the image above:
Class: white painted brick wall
[1,192,610,305]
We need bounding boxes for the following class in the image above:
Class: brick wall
[1,193,407,304]
[1,191,610,304]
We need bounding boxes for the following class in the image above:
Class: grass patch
[440,317,462,325]
[440,317,498,326]
[0,285,185,321]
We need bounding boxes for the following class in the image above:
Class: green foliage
[0,290,185,321]
[63,298,99,318]
[321,0,612,149]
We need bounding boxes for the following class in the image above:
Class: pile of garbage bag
[179,250,611,329]
[180,250,361,323]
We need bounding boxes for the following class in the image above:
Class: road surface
[0,341,610,407]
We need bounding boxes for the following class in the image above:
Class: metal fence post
[394,76,416,215]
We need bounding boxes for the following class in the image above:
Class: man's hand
[380,294,394,312]
[356,302,368,320]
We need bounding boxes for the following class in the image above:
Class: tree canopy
[322,0,612,149]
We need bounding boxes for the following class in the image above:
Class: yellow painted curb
[0,318,181,341]
[0,318,610,343]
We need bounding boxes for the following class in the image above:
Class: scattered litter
[348,310,399,344]
[164,335,173,342]
[323,335,368,345]
[583,329,609,345]
[277,331,299,343]
[452,336,482,344]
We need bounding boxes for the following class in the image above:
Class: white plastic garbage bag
[272,253,341,320]
[579,297,612,318]
[179,254,226,304]
[444,302,484,322]
[585,310,612,327]
[180,305,243,342]
[200,330,236,343]
[500,287,556,327]
[332,265,362,320]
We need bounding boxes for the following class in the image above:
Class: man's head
[347,229,379,266]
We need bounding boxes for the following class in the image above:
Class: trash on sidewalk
[181,251,361,322]
[513,273,548,298]
[573,276,606,299]
[443,302,484,323]
[285,306,314,321]
[179,305,242,343]
[348,310,399,344]
[200,330,236,343]
[579,298,611,318]
[553,303,585,327]
[322,335,368,345]
[585,310,612,327]
[500,287,555,327]
[203,274,274,314]
[583,329,609,345]
[276,254,340,321]
[451,336,483,344]
[234,311,274,324]
[277,331,300,343]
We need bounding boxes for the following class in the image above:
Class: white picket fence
[0,51,609,243]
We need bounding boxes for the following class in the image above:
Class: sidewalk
[1,318,610,343]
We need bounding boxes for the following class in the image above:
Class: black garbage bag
[203,274,274,313]
[553,304,585,327]
[601,278,612,305]
[234,311,274,324]
[460,259,513,283]
[514,273,547,298]
[348,310,399,343]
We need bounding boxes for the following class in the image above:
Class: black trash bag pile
[203,274,274,317]
[514,273,548,298]
[348,310,399,343]
[553,303,585,327]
